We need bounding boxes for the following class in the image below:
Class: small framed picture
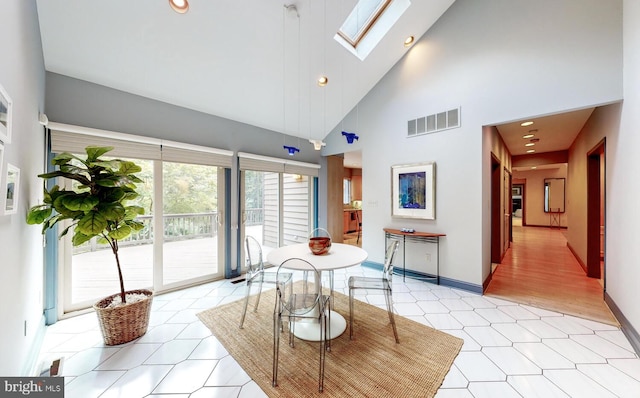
[3,163,20,215]
[0,84,12,144]
[391,162,436,220]
[0,142,4,178]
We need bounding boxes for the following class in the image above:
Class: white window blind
[49,122,232,167]
[50,124,161,160]
[161,140,233,168]
[238,152,319,177]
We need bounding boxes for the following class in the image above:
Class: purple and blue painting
[398,171,426,209]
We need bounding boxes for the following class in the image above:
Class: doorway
[587,139,605,281]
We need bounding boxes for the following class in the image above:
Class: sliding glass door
[162,162,224,287]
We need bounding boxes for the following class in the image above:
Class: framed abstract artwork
[391,162,436,220]
[0,84,12,144]
[3,163,20,215]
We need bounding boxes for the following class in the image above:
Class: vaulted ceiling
[36,0,455,142]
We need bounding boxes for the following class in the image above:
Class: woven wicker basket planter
[94,289,153,346]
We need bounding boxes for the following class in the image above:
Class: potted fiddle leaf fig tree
[27,145,152,345]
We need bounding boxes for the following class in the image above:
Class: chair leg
[272,313,280,387]
[349,287,355,340]
[384,289,400,343]
[239,281,252,329]
[253,279,263,312]
[318,311,326,392]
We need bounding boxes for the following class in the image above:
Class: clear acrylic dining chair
[273,258,331,392]
[348,239,400,343]
[239,236,292,329]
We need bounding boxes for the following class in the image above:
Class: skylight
[335,0,410,60]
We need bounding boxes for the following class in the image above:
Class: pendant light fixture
[282,4,300,156]
[169,0,189,14]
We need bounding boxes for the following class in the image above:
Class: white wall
[0,1,47,375]
[323,0,622,289]
[607,0,640,339]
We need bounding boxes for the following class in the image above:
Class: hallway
[485,224,618,326]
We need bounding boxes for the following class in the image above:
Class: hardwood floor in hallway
[485,223,618,326]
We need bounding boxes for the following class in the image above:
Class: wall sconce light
[169,0,189,13]
[342,131,359,144]
[283,145,300,156]
[309,139,326,150]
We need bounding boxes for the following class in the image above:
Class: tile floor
[37,265,640,398]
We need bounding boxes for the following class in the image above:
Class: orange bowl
[308,236,331,255]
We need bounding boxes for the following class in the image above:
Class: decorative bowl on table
[308,228,332,255]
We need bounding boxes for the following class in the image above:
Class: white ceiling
[35,0,455,142]
[35,1,594,168]
[496,107,595,171]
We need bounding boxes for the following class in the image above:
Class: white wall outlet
[425,253,431,262]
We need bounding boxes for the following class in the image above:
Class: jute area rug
[197,285,463,398]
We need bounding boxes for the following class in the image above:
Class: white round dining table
[266,242,368,341]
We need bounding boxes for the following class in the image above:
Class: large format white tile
[596,330,637,352]
[96,343,161,370]
[464,326,512,347]
[145,339,201,364]
[577,364,640,397]
[424,313,464,330]
[137,323,188,343]
[544,369,617,398]
[454,352,506,382]
[609,358,640,382]
[191,386,244,397]
[100,364,173,398]
[461,296,496,309]
[440,298,474,311]
[507,375,570,398]
[513,343,575,369]
[475,308,516,324]
[468,381,522,398]
[450,311,490,327]
[444,329,482,351]
[435,389,474,398]
[417,300,451,314]
[571,334,637,359]
[541,316,596,335]
[517,320,567,339]
[238,381,269,398]
[482,347,541,375]
[177,321,214,339]
[542,338,606,364]
[64,370,126,398]
[498,306,539,321]
[492,323,541,343]
[35,264,640,398]
[440,365,468,389]
[153,359,218,394]
[205,356,252,386]
[60,347,121,376]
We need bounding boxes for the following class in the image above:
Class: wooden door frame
[587,139,605,279]
[491,154,501,263]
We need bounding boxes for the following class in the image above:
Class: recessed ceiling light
[526,149,536,153]
[521,121,534,127]
[531,166,537,169]
[404,36,415,47]
[169,0,189,13]
[317,76,328,87]
[522,134,534,139]
[525,143,535,147]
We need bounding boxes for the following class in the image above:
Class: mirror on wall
[544,178,565,213]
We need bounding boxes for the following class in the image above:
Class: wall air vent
[407,107,461,137]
